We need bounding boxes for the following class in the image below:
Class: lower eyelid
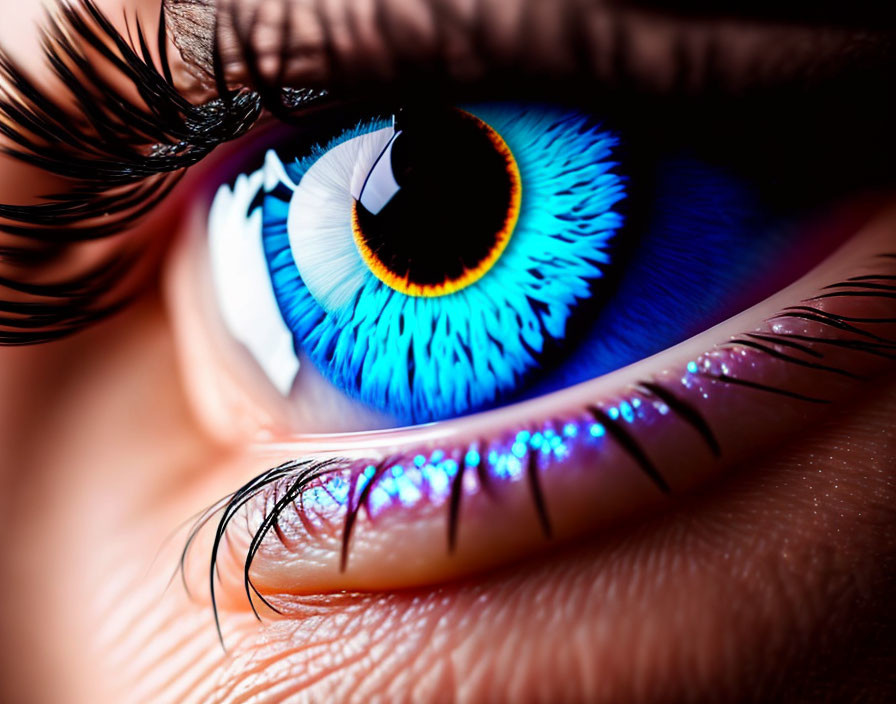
[183,204,896,603]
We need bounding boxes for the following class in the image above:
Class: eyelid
[180,203,895,604]
[167,0,887,97]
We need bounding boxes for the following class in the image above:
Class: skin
[0,1,894,702]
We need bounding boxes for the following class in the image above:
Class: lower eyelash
[586,405,671,493]
[184,259,896,646]
[181,457,344,645]
[636,381,721,456]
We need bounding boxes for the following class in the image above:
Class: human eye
[163,21,896,610]
[2,1,895,701]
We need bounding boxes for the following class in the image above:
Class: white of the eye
[208,170,301,396]
[287,127,394,312]
[264,147,297,191]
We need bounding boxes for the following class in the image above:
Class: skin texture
[0,1,894,703]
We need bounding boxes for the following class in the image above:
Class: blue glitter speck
[506,456,523,478]
[395,475,422,505]
[426,465,450,494]
[590,423,606,438]
[326,477,349,504]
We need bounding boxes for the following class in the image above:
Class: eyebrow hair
[165,0,895,99]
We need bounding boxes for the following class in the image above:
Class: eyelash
[184,267,896,645]
[0,0,323,344]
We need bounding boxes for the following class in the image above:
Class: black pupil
[354,108,515,289]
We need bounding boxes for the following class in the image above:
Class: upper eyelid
[167,0,889,99]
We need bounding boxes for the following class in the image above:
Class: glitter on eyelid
[326,477,350,503]
[424,463,450,496]
[296,381,688,525]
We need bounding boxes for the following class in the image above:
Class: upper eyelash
[181,265,896,648]
[0,0,326,345]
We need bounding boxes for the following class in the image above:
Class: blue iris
[521,157,789,400]
[261,104,626,423]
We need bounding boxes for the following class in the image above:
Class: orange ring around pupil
[351,113,522,298]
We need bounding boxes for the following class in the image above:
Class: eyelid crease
[166,0,892,98]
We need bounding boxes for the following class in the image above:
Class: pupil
[353,107,519,295]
